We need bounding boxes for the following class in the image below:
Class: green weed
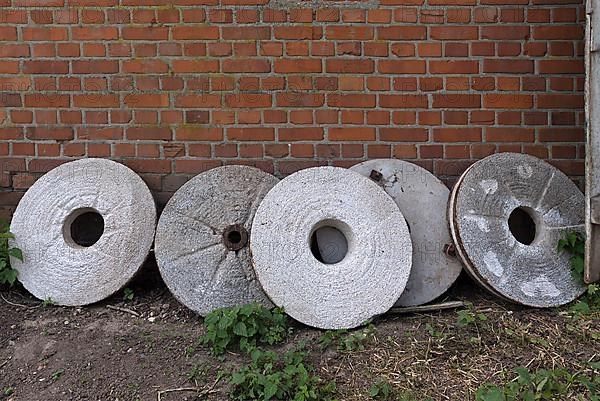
[476,365,600,401]
[0,220,22,286]
[318,323,376,352]
[456,304,488,328]
[229,346,336,401]
[199,303,288,355]
[558,232,600,317]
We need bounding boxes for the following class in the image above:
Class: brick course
[0,0,586,218]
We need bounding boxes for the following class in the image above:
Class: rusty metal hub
[222,224,248,251]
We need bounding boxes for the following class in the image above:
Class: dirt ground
[0,262,598,401]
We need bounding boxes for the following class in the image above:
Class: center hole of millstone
[508,206,537,245]
[309,219,351,265]
[222,224,248,251]
[63,207,105,248]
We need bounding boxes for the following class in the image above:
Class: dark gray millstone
[154,165,278,316]
[351,159,463,307]
[250,166,412,329]
[453,152,586,307]
[448,162,513,302]
[9,158,156,306]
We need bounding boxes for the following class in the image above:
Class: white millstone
[9,158,156,306]
[154,165,278,316]
[450,153,586,307]
[250,166,412,329]
[350,159,463,306]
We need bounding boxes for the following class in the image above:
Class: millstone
[154,165,278,316]
[9,158,156,306]
[350,159,463,307]
[450,152,586,307]
[250,166,412,329]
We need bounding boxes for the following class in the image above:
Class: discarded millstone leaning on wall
[154,165,278,316]
[250,166,413,330]
[349,159,463,307]
[9,158,156,306]
[448,152,586,307]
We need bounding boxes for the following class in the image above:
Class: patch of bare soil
[0,265,598,401]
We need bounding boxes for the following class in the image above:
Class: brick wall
[0,0,585,218]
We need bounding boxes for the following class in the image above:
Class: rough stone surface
[9,158,156,306]
[154,165,278,316]
[251,166,412,329]
[451,153,586,307]
[351,159,463,306]
[448,162,512,302]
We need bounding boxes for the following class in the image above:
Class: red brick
[222,59,270,73]
[72,26,118,40]
[222,26,270,40]
[172,26,219,40]
[23,60,68,74]
[225,93,271,108]
[533,25,583,40]
[176,127,222,141]
[329,127,376,141]
[326,59,374,74]
[279,127,324,141]
[228,128,274,141]
[328,94,376,108]
[276,26,322,40]
[378,60,426,74]
[123,59,169,74]
[172,60,218,73]
[538,60,584,74]
[24,94,69,108]
[539,128,584,141]
[538,94,583,108]
[431,26,478,40]
[326,26,373,41]
[126,127,172,140]
[380,128,428,141]
[122,27,169,40]
[483,59,534,73]
[377,26,426,40]
[380,94,428,108]
[484,94,533,109]
[434,128,482,142]
[73,60,118,74]
[73,94,119,108]
[125,94,169,108]
[27,127,73,140]
[276,93,324,107]
[430,60,478,74]
[481,26,530,39]
[432,94,481,108]
[275,59,322,73]
[487,128,534,142]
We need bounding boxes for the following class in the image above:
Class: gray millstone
[350,159,463,307]
[9,158,156,306]
[451,153,586,307]
[154,165,278,316]
[250,166,412,329]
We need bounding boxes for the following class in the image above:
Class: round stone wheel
[450,152,586,307]
[350,159,463,307]
[250,166,412,329]
[9,158,156,306]
[154,165,278,316]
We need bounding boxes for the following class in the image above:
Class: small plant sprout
[123,287,134,302]
[456,304,488,328]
